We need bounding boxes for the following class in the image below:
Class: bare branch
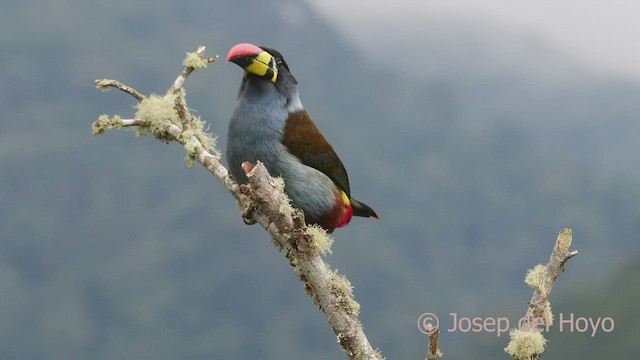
[526,228,577,324]
[92,46,381,360]
[95,79,145,102]
[425,324,442,360]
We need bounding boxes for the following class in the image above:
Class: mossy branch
[505,228,579,360]
[91,46,382,360]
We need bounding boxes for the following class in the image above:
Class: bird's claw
[242,202,257,225]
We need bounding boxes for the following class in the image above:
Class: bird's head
[227,43,292,84]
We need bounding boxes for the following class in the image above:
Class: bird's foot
[242,202,257,225]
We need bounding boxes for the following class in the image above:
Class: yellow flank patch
[341,191,350,206]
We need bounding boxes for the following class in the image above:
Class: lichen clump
[542,301,554,327]
[273,177,295,217]
[182,124,218,166]
[504,329,547,360]
[272,176,286,193]
[183,52,209,70]
[306,224,334,255]
[134,93,180,143]
[190,116,217,154]
[92,114,123,135]
[330,270,360,316]
[525,264,548,296]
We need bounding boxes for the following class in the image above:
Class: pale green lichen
[269,237,284,252]
[278,199,295,217]
[182,130,199,167]
[183,52,208,70]
[193,117,217,153]
[273,177,296,217]
[542,301,553,327]
[504,329,547,360]
[134,93,180,143]
[330,269,360,316]
[180,113,219,166]
[272,176,286,192]
[92,114,123,135]
[184,153,196,167]
[273,177,295,217]
[285,249,298,267]
[273,176,333,255]
[525,264,548,296]
[306,224,334,255]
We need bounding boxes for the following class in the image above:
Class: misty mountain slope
[320,13,640,179]
[1,0,638,359]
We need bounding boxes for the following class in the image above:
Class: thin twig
[170,45,218,94]
[526,228,578,322]
[95,79,145,103]
[425,324,442,360]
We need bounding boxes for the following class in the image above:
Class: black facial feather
[259,46,291,72]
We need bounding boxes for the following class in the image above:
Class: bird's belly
[227,137,337,214]
[271,154,339,219]
[227,114,341,229]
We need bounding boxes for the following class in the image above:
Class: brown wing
[282,110,351,197]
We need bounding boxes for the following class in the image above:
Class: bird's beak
[227,43,278,83]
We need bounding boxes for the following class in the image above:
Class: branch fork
[92,46,382,360]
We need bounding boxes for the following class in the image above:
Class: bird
[226,42,378,233]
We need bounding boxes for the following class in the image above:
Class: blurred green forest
[1,0,638,359]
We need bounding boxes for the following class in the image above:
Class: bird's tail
[351,199,379,220]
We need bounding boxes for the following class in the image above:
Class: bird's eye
[272,56,288,72]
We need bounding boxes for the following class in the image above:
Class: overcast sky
[310,0,640,81]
